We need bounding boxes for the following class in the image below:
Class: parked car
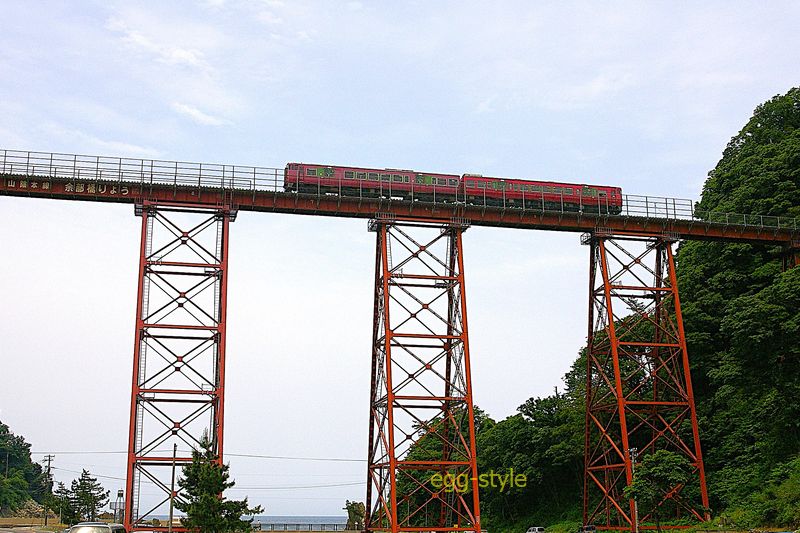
[69,522,127,533]
[527,527,546,533]
[578,526,597,533]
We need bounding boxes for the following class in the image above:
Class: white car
[69,523,127,533]
[527,527,546,533]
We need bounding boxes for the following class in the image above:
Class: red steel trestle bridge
[2,150,799,533]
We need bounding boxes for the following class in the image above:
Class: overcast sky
[1,0,798,517]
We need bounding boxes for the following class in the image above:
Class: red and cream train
[284,162,622,214]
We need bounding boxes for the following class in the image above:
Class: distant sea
[154,515,346,524]
[253,516,346,524]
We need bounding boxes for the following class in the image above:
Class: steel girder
[365,218,481,533]
[583,233,709,530]
[124,203,234,531]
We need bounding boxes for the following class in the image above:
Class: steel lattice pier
[366,218,481,533]
[124,202,234,531]
[583,233,709,530]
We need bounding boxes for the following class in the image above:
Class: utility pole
[168,443,177,533]
[629,447,639,533]
[43,455,55,527]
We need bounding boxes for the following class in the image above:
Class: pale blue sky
[1,0,798,516]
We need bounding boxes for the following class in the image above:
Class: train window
[367,172,377,180]
[599,191,607,196]
[437,178,447,185]
[403,176,410,183]
[380,174,390,182]
[449,179,458,186]
[565,188,573,195]
[466,180,474,188]
[345,171,355,179]
[555,187,562,194]
[358,172,367,180]
[392,174,403,182]
[476,182,485,189]
[306,168,316,176]
[415,176,424,184]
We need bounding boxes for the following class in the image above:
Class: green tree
[0,472,30,514]
[343,500,365,530]
[52,481,79,525]
[175,436,263,533]
[624,451,692,533]
[71,470,109,522]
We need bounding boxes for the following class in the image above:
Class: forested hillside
[476,87,800,531]
[0,420,49,514]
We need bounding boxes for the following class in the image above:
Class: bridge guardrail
[252,524,348,531]
[1,149,797,232]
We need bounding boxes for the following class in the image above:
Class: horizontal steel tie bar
[390,333,463,339]
[147,260,222,268]
[396,460,473,466]
[133,457,195,463]
[391,273,459,280]
[392,395,466,401]
[142,323,219,330]
[618,341,681,347]
[138,388,218,395]
[586,463,627,470]
[610,284,673,291]
[625,400,690,406]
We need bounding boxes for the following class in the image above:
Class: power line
[34,450,367,462]
[51,466,365,491]
[226,481,366,490]
[226,452,365,463]
[52,466,126,482]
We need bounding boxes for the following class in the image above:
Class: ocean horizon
[154,515,346,521]
[253,516,347,523]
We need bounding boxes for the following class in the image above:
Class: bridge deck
[1,149,797,246]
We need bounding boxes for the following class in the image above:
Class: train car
[284,162,460,201]
[461,174,622,213]
[284,163,623,214]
